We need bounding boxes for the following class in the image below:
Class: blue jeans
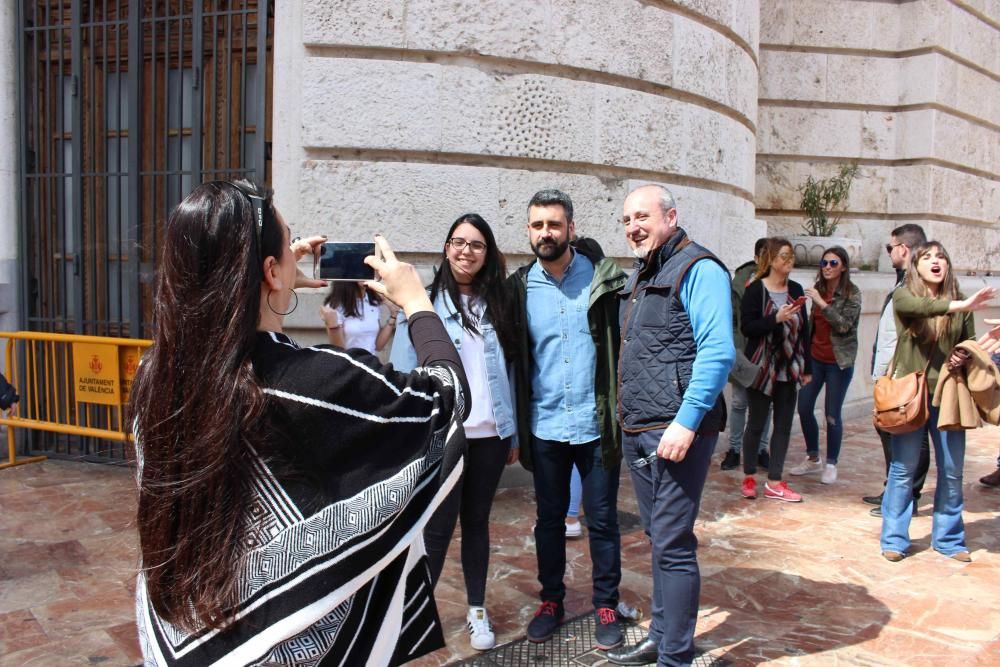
[796,360,854,464]
[727,382,770,454]
[624,429,714,667]
[880,406,967,556]
[531,436,621,608]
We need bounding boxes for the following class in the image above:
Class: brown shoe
[980,468,1000,487]
[882,551,905,562]
[949,551,972,562]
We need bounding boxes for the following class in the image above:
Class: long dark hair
[430,213,516,357]
[813,245,855,297]
[130,180,282,631]
[904,241,960,341]
[323,282,380,318]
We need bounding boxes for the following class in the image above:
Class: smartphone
[792,296,808,308]
[313,242,376,281]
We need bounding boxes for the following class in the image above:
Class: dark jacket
[0,373,18,411]
[741,278,813,379]
[508,245,627,471]
[617,229,729,434]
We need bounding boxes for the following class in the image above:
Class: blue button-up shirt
[526,251,599,444]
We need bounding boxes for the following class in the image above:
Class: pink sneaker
[763,481,802,502]
[741,476,757,499]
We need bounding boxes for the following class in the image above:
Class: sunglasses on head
[820,259,840,268]
[227,181,268,265]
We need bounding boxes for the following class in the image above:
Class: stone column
[0,1,20,342]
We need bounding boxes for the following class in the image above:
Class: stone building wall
[756,0,999,272]
[272,0,765,290]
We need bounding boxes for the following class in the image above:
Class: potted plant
[788,163,861,266]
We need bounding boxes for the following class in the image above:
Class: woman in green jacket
[880,241,995,563]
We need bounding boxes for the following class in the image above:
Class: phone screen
[314,242,376,281]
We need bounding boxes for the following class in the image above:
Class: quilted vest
[617,229,728,434]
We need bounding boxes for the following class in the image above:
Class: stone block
[886,164,933,215]
[673,16,728,109]
[300,58,444,151]
[301,0,406,47]
[757,107,862,157]
[727,45,759,122]
[897,53,939,107]
[759,0,792,44]
[948,4,996,72]
[860,111,897,160]
[728,0,760,53]
[931,111,994,174]
[789,0,873,49]
[404,0,550,60]
[929,167,995,223]
[758,50,827,101]
[898,0,952,50]
[594,87,685,176]
[955,64,1000,127]
[826,55,899,107]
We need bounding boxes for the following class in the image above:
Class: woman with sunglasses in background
[788,246,861,485]
[739,237,812,502]
[132,181,470,665]
[320,281,398,354]
[880,241,994,563]
[390,213,518,651]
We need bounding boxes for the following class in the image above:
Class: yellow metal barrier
[0,332,152,469]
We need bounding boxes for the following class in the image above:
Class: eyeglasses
[228,182,267,265]
[885,242,903,254]
[777,252,795,261]
[820,259,840,268]
[447,237,487,254]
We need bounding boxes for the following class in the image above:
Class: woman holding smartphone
[880,241,994,563]
[789,246,861,484]
[739,237,812,502]
[390,213,518,652]
[320,281,398,354]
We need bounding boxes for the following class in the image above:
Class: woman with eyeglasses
[320,281,398,354]
[788,246,861,485]
[132,181,471,665]
[880,241,995,563]
[390,213,518,651]
[738,237,812,502]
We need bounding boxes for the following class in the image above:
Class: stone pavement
[0,419,998,666]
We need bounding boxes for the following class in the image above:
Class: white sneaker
[788,457,823,476]
[565,519,583,538]
[821,463,838,484]
[467,607,495,651]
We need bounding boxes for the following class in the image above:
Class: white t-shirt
[459,295,499,439]
[337,297,382,355]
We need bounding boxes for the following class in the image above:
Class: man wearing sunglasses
[866,224,930,517]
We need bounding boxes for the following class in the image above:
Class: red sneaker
[741,476,757,499]
[764,481,802,502]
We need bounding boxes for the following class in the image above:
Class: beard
[531,237,570,262]
[631,245,650,260]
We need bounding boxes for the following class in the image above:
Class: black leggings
[424,436,510,606]
[743,381,797,481]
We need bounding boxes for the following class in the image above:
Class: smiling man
[609,184,734,667]
[508,189,628,651]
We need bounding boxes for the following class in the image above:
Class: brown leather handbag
[872,353,933,435]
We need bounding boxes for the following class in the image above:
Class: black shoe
[757,450,770,469]
[862,493,883,506]
[526,600,564,643]
[720,450,740,470]
[607,637,659,665]
[595,607,623,650]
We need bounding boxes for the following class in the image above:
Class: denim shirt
[389,291,517,446]
[526,251,600,444]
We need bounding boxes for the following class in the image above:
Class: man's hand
[657,421,696,462]
[506,447,520,465]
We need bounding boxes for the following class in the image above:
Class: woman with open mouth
[879,241,995,563]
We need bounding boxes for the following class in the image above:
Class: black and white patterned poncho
[137,330,467,666]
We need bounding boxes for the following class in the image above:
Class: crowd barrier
[0,332,151,469]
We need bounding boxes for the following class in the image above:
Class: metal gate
[15,0,272,460]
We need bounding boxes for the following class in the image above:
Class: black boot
[607,637,659,665]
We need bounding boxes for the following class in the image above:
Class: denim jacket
[389,291,518,447]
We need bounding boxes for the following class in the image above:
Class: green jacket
[811,282,863,369]
[508,248,627,472]
[891,287,975,395]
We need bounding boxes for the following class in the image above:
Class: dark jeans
[743,381,797,481]
[624,429,714,667]
[424,436,510,606]
[796,360,854,464]
[877,426,930,500]
[532,435,621,609]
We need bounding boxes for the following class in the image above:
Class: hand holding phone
[792,295,808,308]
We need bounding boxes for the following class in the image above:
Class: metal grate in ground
[454,614,730,666]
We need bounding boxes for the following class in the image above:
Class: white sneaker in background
[821,463,838,484]
[565,519,583,538]
[788,457,823,476]
[467,606,496,651]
